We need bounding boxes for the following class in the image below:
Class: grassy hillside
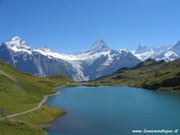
[0,60,74,135]
[90,59,180,91]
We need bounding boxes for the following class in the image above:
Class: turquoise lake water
[45,86,180,135]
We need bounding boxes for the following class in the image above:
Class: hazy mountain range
[0,36,179,81]
[132,41,180,61]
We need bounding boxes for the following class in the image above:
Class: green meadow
[0,60,74,135]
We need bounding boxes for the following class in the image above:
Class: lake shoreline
[42,84,69,132]
[81,82,180,93]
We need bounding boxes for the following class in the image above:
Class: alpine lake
[45,86,180,135]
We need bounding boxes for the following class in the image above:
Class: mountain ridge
[133,41,180,61]
[0,37,141,81]
[0,36,180,81]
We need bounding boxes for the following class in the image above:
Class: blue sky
[0,0,180,54]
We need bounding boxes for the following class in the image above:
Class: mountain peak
[73,39,110,55]
[90,39,110,52]
[11,36,21,41]
[91,39,106,48]
[135,44,153,54]
[4,36,32,53]
[8,36,29,47]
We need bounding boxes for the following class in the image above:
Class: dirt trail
[0,83,69,120]
[0,70,16,82]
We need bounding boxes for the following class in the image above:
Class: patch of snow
[165,51,178,58]
[34,47,77,61]
[132,50,155,61]
[119,48,128,53]
[102,53,116,66]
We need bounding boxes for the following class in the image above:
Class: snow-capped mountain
[132,44,156,61]
[134,44,156,54]
[0,36,82,80]
[5,36,32,54]
[77,41,140,80]
[0,37,141,81]
[133,42,180,61]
